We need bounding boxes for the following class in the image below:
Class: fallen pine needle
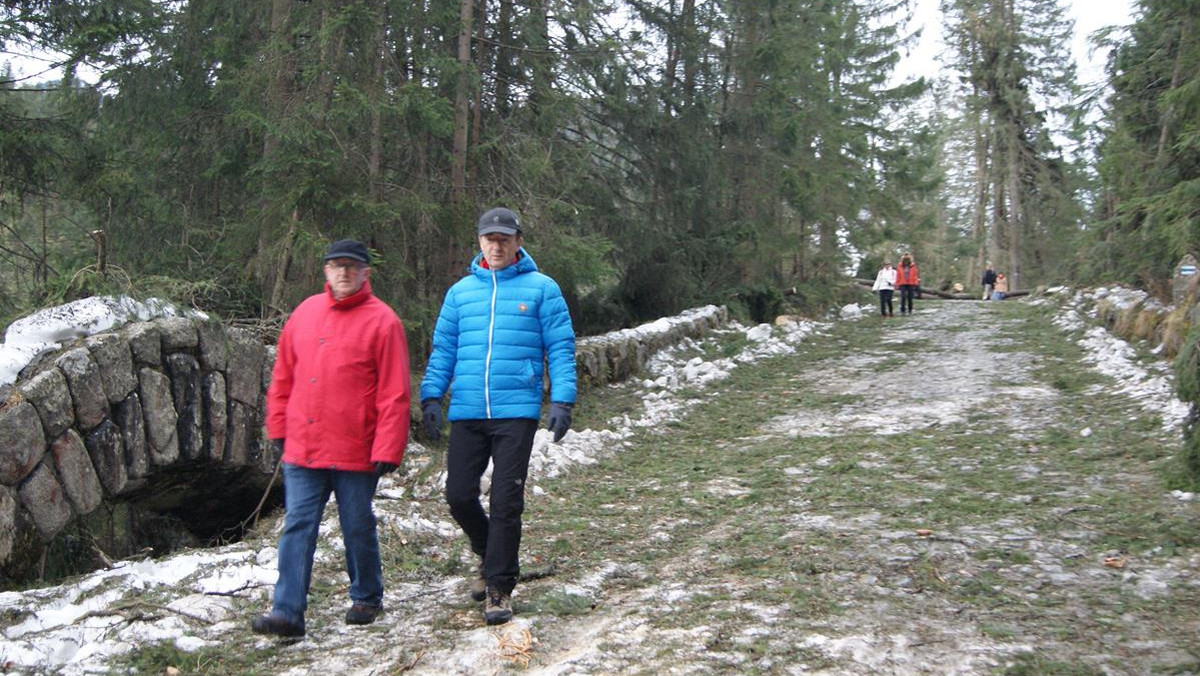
[494,626,535,668]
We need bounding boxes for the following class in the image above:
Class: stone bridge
[0,317,279,582]
[0,303,729,584]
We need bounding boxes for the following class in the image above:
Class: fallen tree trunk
[853,279,1029,300]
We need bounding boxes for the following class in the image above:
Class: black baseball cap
[477,208,522,236]
[323,239,370,264]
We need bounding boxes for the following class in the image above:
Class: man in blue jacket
[420,206,577,625]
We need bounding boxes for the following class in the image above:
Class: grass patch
[118,641,275,675]
[1001,652,1107,675]
[524,590,595,616]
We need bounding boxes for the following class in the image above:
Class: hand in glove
[374,461,399,477]
[421,399,443,441]
[547,402,573,442]
[270,438,284,455]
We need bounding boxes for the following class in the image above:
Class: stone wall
[0,317,279,577]
[574,305,730,388]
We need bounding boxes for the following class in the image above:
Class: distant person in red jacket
[251,238,411,639]
[896,252,920,315]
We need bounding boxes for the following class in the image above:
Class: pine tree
[940,0,1084,289]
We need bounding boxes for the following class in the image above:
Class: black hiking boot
[250,613,305,638]
[345,604,383,625]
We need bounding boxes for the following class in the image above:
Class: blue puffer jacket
[420,248,577,421]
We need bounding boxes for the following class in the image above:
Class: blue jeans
[272,463,382,625]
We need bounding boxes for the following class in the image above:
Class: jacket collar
[324,279,374,309]
[472,248,537,278]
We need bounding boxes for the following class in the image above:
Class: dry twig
[69,600,214,628]
[1061,517,1146,540]
[494,626,535,668]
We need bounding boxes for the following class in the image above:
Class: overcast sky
[896,0,1136,86]
[5,1,1137,87]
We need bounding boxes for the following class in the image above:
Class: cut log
[853,279,1027,299]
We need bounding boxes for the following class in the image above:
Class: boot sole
[485,611,513,625]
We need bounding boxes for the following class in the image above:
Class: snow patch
[0,296,201,386]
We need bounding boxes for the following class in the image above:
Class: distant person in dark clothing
[896,252,920,315]
[982,263,997,300]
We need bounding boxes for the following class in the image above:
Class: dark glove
[270,438,284,455]
[421,399,443,441]
[374,461,399,476]
[547,402,573,442]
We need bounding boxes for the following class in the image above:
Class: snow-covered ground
[0,289,1190,674]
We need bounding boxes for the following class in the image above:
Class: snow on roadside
[1047,287,1188,435]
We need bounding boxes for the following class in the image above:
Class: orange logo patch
[518,303,528,312]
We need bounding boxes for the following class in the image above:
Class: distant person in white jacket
[871,261,897,317]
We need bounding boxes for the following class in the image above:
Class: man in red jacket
[251,239,411,638]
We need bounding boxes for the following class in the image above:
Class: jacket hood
[470,248,538,279]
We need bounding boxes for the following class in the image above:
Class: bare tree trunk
[680,0,697,104]
[1140,14,1192,245]
[451,0,474,202]
[527,0,550,119]
[38,195,48,289]
[92,229,107,274]
[368,6,386,202]
[1006,126,1023,288]
[258,0,295,315]
[262,0,293,161]
[493,0,513,115]
[973,124,990,271]
[970,25,990,280]
[268,208,301,315]
[1154,16,1190,170]
[795,219,809,282]
[316,3,345,124]
[471,0,489,189]
[662,0,679,111]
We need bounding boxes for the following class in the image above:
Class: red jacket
[267,280,411,472]
[896,263,920,287]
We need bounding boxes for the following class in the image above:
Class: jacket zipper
[485,269,498,418]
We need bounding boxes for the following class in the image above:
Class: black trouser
[899,285,917,313]
[879,289,894,316]
[444,418,538,594]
